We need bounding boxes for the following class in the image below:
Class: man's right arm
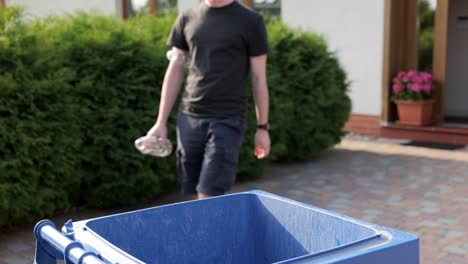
[147,47,186,139]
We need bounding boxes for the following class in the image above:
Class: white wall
[6,0,119,18]
[178,0,200,13]
[283,0,385,116]
[445,0,468,117]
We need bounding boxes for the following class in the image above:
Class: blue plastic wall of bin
[70,191,419,263]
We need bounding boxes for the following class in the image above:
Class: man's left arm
[250,54,270,159]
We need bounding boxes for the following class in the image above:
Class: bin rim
[76,190,377,229]
[70,190,385,264]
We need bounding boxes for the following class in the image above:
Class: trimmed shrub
[0,8,179,223]
[0,7,350,224]
[1,7,82,222]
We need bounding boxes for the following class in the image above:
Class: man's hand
[147,122,168,140]
[255,129,270,159]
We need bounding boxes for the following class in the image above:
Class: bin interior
[85,193,379,264]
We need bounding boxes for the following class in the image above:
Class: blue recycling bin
[34,191,419,264]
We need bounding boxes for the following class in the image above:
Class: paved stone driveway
[1,137,467,264]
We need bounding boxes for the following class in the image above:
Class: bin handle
[34,220,105,264]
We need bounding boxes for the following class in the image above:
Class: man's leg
[196,117,246,197]
[176,112,207,195]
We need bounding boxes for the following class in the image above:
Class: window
[157,0,178,14]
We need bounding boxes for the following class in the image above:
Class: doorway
[444,0,468,125]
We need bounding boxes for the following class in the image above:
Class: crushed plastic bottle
[134,136,173,157]
[166,49,191,68]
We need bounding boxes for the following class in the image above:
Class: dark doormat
[401,141,466,150]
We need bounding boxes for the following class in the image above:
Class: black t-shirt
[168,1,268,118]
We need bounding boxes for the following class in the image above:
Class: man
[147,0,270,199]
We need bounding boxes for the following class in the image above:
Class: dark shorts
[176,111,246,196]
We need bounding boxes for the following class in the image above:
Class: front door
[445,0,468,124]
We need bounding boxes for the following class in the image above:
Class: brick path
[1,137,467,264]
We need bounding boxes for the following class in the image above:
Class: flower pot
[395,99,435,126]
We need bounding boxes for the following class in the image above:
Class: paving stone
[422,207,441,214]
[438,218,460,225]
[452,177,465,183]
[445,231,465,238]
[0,256,31,264]
[443,245,468,256]
[286,189,305,196]
[403,210,421,217]
[369,189,387,195]
[455,197,468,203]
[6,242,32,253]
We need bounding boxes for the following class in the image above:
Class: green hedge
[0,7,350,224]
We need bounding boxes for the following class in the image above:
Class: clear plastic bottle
[134,136,173,158]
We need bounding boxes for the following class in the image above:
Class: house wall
[5,0,119,18]
[178,0,200,13]
[282,0,386,116]
[445,0,468,117]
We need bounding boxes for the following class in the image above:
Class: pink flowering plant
[391,70,435,102]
